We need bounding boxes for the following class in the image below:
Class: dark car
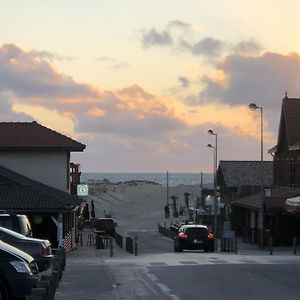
[174,225,214,252]
[0,213,33,237]
[0,226,53,272]
[94,218,116,237]
[0,240,39,299]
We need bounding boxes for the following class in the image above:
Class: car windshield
[185,228,209,238]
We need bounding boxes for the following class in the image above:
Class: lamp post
[249,102,264,247]
[207,129,218,251]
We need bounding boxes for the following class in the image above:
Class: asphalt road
[56,230,300,300]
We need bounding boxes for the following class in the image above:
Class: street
[56,230,300,299]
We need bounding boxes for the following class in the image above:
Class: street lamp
[207,129,218,251]
[249,102,264,247]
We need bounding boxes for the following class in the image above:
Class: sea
[81,172,213,187]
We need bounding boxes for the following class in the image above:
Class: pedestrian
[164,204,170,218]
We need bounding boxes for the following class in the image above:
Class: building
[217,160,273,204]
[232,95,300,245]
[0,121,86,250]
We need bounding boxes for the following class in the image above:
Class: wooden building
[0,121,86,251]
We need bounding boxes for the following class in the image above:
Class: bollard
[293,237,297,255]
[234,234,238,254]
[269,236,273,255]
[52,270,60,289]
[36,281,49,299]
[110,237,113,257]
[134,236,138,256]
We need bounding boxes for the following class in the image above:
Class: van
[94,218,116,237]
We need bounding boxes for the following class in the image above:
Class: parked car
[94,218,116,237]
[174,224,214,252]
[0,226,53,272]
[0,240,39,300]
[0,212,33,237]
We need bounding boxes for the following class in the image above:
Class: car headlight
[9,261,32,274]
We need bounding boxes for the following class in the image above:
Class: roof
[0,164,81,213]
[218,161,273,187]
[233,186,300,213]
[282,97,300,149]
[0,121,85,152]
[233,193,262,211]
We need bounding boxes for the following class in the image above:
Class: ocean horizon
[81,172,213,187]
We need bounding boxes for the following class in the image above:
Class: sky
[1,1,300,172]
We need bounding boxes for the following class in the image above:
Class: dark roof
[218,161,273,187]
[0,121,85,151]
[0,164,81,213]
[233,193,262,211]
[233,186,300,213]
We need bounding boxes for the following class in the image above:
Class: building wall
[0,151,69,192]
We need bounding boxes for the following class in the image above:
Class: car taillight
[208,233,214,239]
[179,233,188,239]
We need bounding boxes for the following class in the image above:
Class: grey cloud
[181,37,224,58]
[0,44,98,99]
[141,29,173,48]
[178,76,191,88]
[233,40,262,55]
[167,20,192,31]
[30,50,75,61]
[187,52,300,135]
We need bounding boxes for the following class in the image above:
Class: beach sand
[86,181,201,234]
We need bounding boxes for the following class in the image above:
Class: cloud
[95,56,129,69]
[29,50,75,61]
[141,28,173,48]
[199,52,300,108]
[233,39,262,55]
[0,44,98,100]
[181,37,225,58]
[178,76,191,88]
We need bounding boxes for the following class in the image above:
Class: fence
[157,223,177,239]
[115,232,123,248]
[125,236,138,255]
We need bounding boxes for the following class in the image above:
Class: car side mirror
[114,222,118,227]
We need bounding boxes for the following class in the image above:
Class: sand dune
[86,181,202,234]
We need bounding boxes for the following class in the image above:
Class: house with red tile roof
[0,121,86,250]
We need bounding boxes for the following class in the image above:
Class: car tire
[0,279,10,300]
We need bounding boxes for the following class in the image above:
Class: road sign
[77,184,89,196]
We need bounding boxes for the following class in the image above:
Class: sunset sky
[1,1,300,172]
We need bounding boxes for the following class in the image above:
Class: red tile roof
[0,121,85,151]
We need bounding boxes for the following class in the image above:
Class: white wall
[0,151,69,192]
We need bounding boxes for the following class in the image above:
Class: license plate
[193,239,203,244]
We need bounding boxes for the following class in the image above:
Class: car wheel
[0,279,10,300]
